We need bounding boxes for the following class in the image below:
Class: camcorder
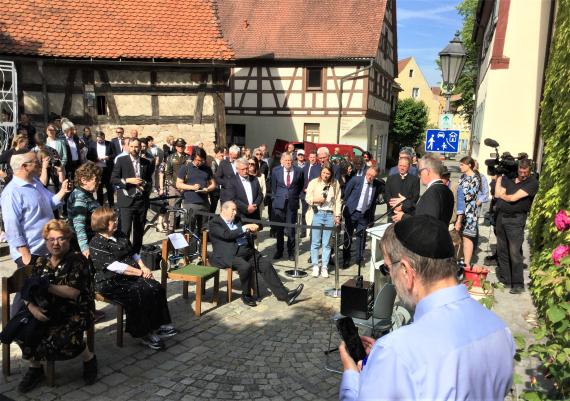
[48,158,62,168]
[483,138,527,179]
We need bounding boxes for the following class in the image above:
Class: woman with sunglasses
[305,165,342,278]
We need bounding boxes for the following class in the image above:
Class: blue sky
[397,0,464,87]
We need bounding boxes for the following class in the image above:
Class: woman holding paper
[88,206,176,350]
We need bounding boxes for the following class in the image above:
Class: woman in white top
[305,165,342,277]
[248,158,266,216]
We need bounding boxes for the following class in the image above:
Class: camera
[48,158,62,168]
[483,138,525,179]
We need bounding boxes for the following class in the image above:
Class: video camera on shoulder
[483,138,528,179]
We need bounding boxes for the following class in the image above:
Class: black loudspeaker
[140,245,161,270]
[341,279,375,320]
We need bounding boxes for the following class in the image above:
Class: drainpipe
[336,60,374,144]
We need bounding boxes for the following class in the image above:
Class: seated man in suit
[209,201,304,307]
[225,158,263,220]
[111,138,154,253]
[271,153,304,260]
[87,131,116,206]
[392,155,454,226]
[384,157,420,221]
[342,167,384,268]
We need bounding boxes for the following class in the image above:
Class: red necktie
[286,171,291,187]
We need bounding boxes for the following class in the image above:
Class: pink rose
[554,210,570,231]
[552,245,570,266]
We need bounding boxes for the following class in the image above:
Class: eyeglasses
[47,236,68,244]
[379,260,401,276]
[255,153,262,156]
[248,162,256,165]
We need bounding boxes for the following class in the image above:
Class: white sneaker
[312,265,320,277]
[321,268,329,278]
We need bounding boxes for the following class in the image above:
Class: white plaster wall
[471,0,552,164]
[114,95,152,116]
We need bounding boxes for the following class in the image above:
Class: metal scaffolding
[0,61,18,152]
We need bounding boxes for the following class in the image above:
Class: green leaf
[546,305,565,323]
[520,391,543,401]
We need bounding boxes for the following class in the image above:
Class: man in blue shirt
[1,151,70,312]
[338,215,514,400]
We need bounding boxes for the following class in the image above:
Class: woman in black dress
[88,206,177,350]
[17,220,97,393]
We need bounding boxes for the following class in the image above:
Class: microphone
[484,138,500,148]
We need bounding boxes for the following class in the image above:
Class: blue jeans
[311,210,334,267]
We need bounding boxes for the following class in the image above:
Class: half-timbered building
[0,0,234,148]
[216,0,398,171]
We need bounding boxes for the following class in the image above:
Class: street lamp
[439,35,467,113]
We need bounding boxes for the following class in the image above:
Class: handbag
[140,245,162,270]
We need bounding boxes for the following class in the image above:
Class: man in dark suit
[209,146,225,214]
[271,153,304,260]
[216,145,239,201]
[384,157,420,220]
[87,131,116,206]
[342,167,384,267]
[111,127,124,156]
[209,201,304,307]
[392,155,454,225]
[317,147,342,181]
[111,138,154,252]
[226,158,263,220]
[388,150,419,176]
[61,119,83,180]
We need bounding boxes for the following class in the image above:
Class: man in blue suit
[342,167,384,268]
[271,153,304,260]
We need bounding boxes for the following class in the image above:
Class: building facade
[0,0,234,149]
[471,0,554,167]
[217,0,398,172]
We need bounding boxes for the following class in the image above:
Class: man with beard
[338,215,515,400]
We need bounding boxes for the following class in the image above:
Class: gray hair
[10,152,34,172]
[420,155,444,177]
[221,200,236,210]
[61,117,75,133]
[317,147,330,156]
[229,145,240,155]
[235,157,248,167]
[381,224,457,286]
[280,152,292,161]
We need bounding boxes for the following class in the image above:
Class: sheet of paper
[168,233,189,250]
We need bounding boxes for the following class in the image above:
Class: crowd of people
[0,114,538,397]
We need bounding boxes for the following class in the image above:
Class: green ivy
[526,0,570,398]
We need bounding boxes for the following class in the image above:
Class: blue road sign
[424,129,460,153]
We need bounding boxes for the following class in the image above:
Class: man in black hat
[338,215,514,401]
[161,138,189,231]
[391,155,454,225]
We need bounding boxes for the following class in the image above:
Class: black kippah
[394,215,455,259]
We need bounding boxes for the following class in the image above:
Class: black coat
[215,159,236,190]
[111,137,123,156]
[111,155,154,207]
[383,174,420,216]
[208,215,248,268]
[87,140,115,170]
[224,175,263,219]
[404,180,454,225]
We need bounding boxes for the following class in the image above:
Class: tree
[390,98,429,149]
[453,0,479,125]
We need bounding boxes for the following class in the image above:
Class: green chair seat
[171,264,219,278]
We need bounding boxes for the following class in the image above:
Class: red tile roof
[397,57,412,74]
[216,0,388,60]
[0,0,234,61]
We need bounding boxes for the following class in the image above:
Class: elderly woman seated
[16,219,97,393]
[88,206,177,351]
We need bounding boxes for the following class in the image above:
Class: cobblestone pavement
[0,167,540,400]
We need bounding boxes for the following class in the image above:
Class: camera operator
[494,158,538,294]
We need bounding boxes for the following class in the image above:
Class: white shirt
[230,160,237,174]
[240,175,254,205]
[356,180,373,212]
[96,142,107,167]
[66,137,79,161]
[130,155,140,178]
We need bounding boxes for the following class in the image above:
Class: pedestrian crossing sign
[424,129,460,153]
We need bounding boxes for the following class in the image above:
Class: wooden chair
[201,230,256,302]
[94,293,124,347]
[2,266,94,386]
[160,231,220,316]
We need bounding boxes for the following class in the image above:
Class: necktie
[361,182,371,212]
[286,171,291,187]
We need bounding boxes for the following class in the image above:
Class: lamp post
[439,35,467,113]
